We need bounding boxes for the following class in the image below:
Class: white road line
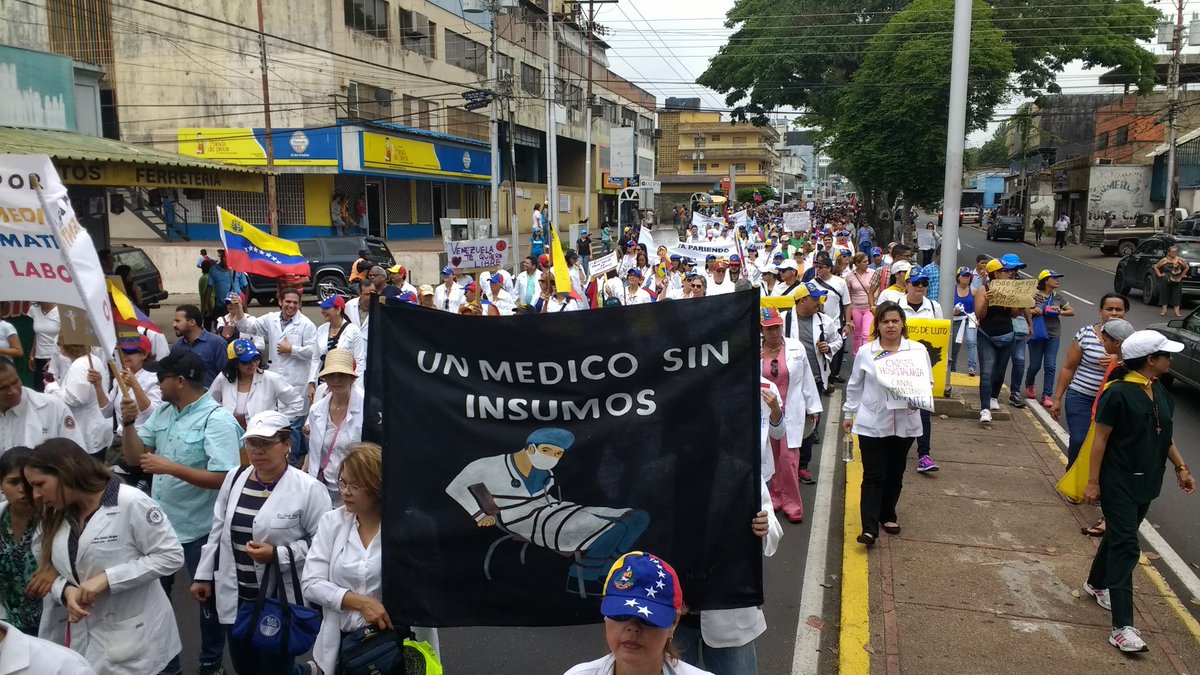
[791,391,843,675]
[1058,290,1096,306]
[1027,403,1200,600]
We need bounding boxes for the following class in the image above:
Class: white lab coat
[783,311,843,390]
[305,388,365,499]
[236,311,318,397]
[47,356,111,457]
[209,370,304,422]
[0,621,95,675]
[698,481,782,648]
[514,270,542,307]
[772,337,823,446]
[195,466,331,624]
[488,288,516,316]
[44,484,183,675]
[0,388,85,453]
[310,321,365,383]
[843,338,927,438]
[101,369,160,435]
[301,508,438,675]
[433,283,463,313]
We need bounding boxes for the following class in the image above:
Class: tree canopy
[828,0,1015,206]
[698,0,1160,130]
[966,122,1012,170]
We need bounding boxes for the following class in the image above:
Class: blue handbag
[233,544,321,658]
[1030,294,1052,342]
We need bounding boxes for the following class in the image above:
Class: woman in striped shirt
[1051,293,1130,469]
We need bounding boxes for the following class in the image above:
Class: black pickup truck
[245,235,395,305]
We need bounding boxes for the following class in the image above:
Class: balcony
[679,146,779,160]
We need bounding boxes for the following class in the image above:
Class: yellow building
[657,107,780,209]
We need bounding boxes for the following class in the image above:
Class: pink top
[846,270,874,308]
[762,349,789,406]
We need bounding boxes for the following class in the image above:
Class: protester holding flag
[564,552,711,675]
[621,269,653,306]
[843,302,930,547]
[104,337,161,438]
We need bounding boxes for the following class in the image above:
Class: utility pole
[488,3,501,238]
[936,0,973,316]
[545,4,559,232]
[1166,0,1184,231]
[1019,110,1031,227]
[509,101,520,272]
[255,0,278,234]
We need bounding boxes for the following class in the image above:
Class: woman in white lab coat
[308,296,364,403]
[46,343,111,461]
[192,411,330,675]
[209,339,304,430]
[304,350,364,506]
[24,438,184,675]
[301,443,439,675]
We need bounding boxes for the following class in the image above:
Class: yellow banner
[906,318,952,397]
[760,296,795,310]
[55,161,263,192]
[361,132,482,179]
[177,128,338,167]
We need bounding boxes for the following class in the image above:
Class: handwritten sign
[589,251,618,278]
[987,279,1037,308]
[445,238,509,271]
[874,349,934,411]
[906,318,952,397]
[783,211,810,232]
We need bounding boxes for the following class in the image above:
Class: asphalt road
[949,224,1200,606]
[147,300,847,674]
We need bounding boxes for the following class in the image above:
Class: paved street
[950,225,1200,608]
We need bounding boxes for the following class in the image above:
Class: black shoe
[830,375,845,384]
[857,532,876,547]
[1009,395,1027,409]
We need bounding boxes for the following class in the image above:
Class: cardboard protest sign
[874,348,935,411]
[987,279,1037,308]
[366,292,762,627]
[446,237,510,271]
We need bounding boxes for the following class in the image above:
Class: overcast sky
[596,0,1193,146]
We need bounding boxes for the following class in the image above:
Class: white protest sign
[782,211,809,232]
[589,251,618,277]
[0,155,115,355]
[692,212,723,230]
[446,237,510,270]
[729,209,748,229]
[667,240,739,262]
[873,349,934,412]
[638,227,655,255]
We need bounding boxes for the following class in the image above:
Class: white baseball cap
[243,411,292,441]
[777,260,799,272]
[1121,330,1184,360]
[891,261,912,275]
[761,263,779,276]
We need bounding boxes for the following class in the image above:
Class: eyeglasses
[770,359,779,377]
[244,438,283,452]
[607,615,657,628]
[911,280,930,287]
[338,478,364,493]
[689,283,704,289]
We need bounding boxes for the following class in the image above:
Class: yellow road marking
[840,431,871,674]
[1140,555,1200,641]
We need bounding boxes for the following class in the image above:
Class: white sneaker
[1109,625,1148,653]
[979,409,992,424]
[989,398,1001,411]
[1084,582,1111,611]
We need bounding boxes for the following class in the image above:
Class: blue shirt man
[169,304,228,387]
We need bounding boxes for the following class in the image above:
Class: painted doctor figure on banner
[445,428,650,592]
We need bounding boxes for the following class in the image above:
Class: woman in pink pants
[845,252,877,356]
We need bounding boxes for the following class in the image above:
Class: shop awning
[0,126,265,192]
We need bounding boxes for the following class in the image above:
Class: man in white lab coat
[0,359,84,454]
[446,428,649,586]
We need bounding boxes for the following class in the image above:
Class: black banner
[366,291,762,627]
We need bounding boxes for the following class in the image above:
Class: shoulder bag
[1029,293,1051,342]
[337,626,443,675]
[232,544,322,658]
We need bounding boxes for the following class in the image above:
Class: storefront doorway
[365,182,383,238]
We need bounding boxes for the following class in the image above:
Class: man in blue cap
[787,281,844,484]
[576,227,592,273]
[446,427,650,588]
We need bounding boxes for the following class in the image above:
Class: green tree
[971,122,1012,169]
[827,0,1014,235]
[736,185,778,202]
[697,0,1159,129]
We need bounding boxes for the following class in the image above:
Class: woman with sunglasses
[843,303,930,546]
[760,308,821,524]
[974,255,1026,425]
[564,552,712,675]
[192,411,330,675]
[950,266,978,376]
[1082,332,1195,654]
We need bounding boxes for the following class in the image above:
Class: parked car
[110,244,168,308]
[1113,234,1200,305]
[960,207,981,225]
[1148,308,1200,389]
[245,235,395,305]
[986,216,1025,242]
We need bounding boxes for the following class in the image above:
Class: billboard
[177,128,339,166]
[0,45,76,131]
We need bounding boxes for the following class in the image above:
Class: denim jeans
[950,321,977,372]
[675,622,759,675]
[1064,388,1097,469]
[288,414,308,465]
[1024,337,1060,399]
[161,536,225,672]
[977,331,1014,409]
[1009,335,1028,400]
[917,409,932,457]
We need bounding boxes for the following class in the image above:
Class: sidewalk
[840,373,1200,674]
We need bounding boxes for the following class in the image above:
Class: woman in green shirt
[1083,331,1195,653]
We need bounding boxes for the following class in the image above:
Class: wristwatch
[1175,464,1190,474]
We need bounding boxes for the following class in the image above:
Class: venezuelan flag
[107,278,158,331]
[218,207,311,279]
